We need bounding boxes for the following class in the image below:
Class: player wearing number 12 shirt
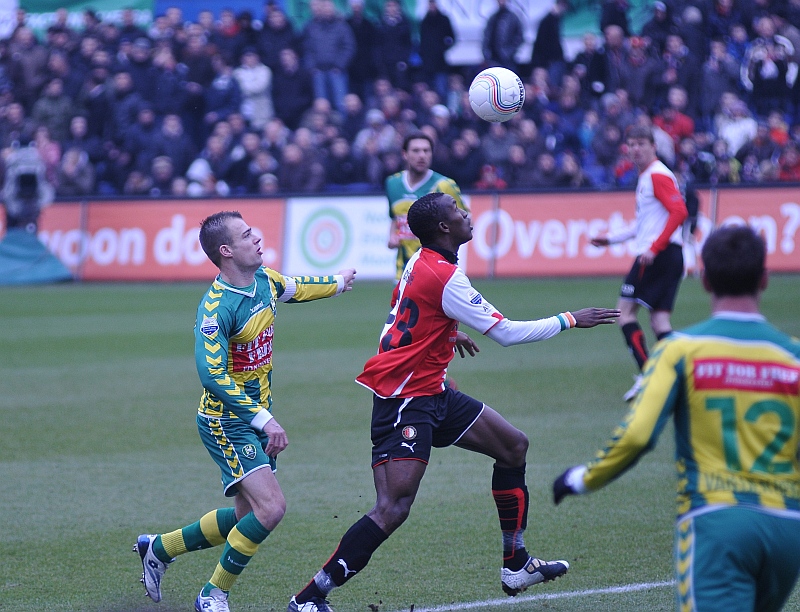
[287,193,619,612]
[554,226,800,612]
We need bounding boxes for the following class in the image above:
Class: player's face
[403,138,433,174]
[627,137,656,169]
[441,196,472,245]
[224,217,263,270]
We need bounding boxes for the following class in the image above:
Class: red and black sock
[622,322,648,370]
[492,463,529,570]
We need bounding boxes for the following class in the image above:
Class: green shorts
[196,413,277,497]
[675,506,800,612]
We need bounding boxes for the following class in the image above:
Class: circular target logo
[301,208,351,267]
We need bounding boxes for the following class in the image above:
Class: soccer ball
[468,67,525,123]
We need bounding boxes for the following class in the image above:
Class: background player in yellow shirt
[555,225,800,612]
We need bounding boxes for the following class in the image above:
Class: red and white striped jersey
[356,247,504,398]
[609,159,687,255]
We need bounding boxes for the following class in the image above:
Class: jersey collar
[423,244,458,264]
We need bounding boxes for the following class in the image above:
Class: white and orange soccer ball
[468,67,525,123]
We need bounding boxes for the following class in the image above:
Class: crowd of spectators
[2,0,800,199]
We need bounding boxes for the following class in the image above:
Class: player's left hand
[553,466,586,505]
[262,418,289,458]
[571,308,621,328]
[455,331,480,358]
[638,249,656,266]
[338,268,357,291]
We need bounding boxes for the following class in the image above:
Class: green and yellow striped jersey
[385,169,466,279]
[584,313,800,518]
[194,267,341,426]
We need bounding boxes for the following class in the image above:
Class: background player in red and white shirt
[591,124,688,401]
[287,193,619,612]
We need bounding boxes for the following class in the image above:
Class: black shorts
[620,243,683,311]
[370,387,485,467]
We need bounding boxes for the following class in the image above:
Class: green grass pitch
[2,275,799,612]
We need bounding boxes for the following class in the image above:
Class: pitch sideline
[395,580,675,612]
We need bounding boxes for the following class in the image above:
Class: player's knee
[374,498,413,533]
[254,494,286,530]
[504,429,528,465]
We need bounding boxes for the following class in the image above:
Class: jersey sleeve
[582,340,680,492]
[441,267,504,334]
[195,298,265,426]
[650,172,688,254]
[264,267,341,303]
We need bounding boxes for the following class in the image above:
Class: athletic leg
[456,406,569,595]
[292,459,426,607]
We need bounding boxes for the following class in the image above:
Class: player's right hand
[338,268,357,291]
[262,419,288,458]
[571,307,620,328]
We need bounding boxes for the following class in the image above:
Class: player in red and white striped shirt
[591,124,688,402]
[288,193,619,612]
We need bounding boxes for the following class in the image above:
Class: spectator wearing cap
[257,172,280,194]
[352,109,397,160]
[126,37,154,100]
[639,1,673,56]
[108,71,145,145]
[272,47,315,131]
[233,47,273,131]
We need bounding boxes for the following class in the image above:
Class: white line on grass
[396,580,675,612]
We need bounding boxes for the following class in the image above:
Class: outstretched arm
[571,307,622,327]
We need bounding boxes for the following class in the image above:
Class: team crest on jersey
[621,283,635,297]
[401,426,417,440]
[467,288,483,305]
[241,444,257,460]
[200,315,219,336]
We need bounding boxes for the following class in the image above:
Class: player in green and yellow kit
[386,132,467,280]
[134,211,356,612]
[554,225,800,612]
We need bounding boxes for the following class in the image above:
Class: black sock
[492,464,529,570]
[622,322,648,370]
[295,515,388,603]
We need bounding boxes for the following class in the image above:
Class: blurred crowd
[1,0,800,199]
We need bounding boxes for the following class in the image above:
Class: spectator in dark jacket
[347,0,380,101]
[203,55,242,138]
[107,71,144,145]
[272,48,315,131]
[152,114,197,176]
[377,0,414,91]
[258,7,299,73]
[482,0,524,73]
[531,0,568,89]
[419,0,456,101]
[302,0,356,113]
[639,1,673,55]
